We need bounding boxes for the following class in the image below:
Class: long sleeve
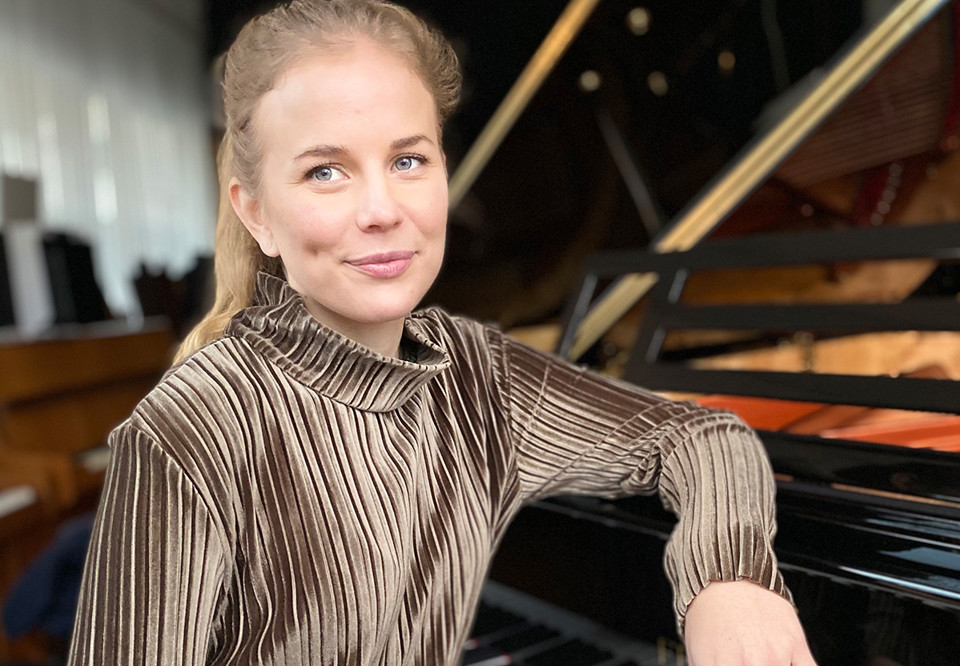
[485,327,791,628]
[67,424,227,665]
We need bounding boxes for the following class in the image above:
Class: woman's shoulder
[124,336,270,442]
[162,334,268,393]
[108,336,272,492]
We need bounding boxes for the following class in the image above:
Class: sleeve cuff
[653,410,794,633]
[666,521,794,634]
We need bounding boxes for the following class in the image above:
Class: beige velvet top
[68,273,789,665]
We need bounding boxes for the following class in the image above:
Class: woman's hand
[683,578,817,665]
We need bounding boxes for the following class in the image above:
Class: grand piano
[450,1,960,664]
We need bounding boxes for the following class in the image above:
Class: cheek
[270,203,346,257]
[420,185,449,236]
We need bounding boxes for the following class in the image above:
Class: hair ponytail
[175,132,281,362]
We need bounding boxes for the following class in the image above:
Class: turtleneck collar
[225,272,450,412]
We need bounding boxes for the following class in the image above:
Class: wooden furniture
[0,321,173,662]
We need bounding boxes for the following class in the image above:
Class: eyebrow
[390,134,432,151]
[293,144,346,161]
[292,134,433,161]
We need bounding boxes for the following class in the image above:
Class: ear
[229,177,280,257]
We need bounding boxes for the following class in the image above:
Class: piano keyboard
[465,582,685,666]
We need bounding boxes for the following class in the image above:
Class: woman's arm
[484,326,813,661]
[67,424,227,665]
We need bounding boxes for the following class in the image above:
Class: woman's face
[232,39,447,347]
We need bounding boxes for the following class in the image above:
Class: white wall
[0,0,215,318]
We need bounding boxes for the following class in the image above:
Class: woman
[68,1,815,664]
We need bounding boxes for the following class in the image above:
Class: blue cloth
[2,513,93,640]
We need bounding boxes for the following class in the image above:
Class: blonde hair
[176,0,461,362]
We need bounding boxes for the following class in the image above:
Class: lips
[346,251,414,278]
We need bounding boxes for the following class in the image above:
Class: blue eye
[395,155,424,171]
[309,165,344,182]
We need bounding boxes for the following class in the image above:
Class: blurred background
[2,1,960,664]
[0,0,883,335]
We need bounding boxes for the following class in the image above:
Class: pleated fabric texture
[68,272,791,665]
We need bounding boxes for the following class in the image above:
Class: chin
[371,281,433,319]
[351,298,422,325]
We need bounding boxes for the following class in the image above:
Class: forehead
[253,40,438,150]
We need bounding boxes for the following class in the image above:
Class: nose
[356,175,402,231]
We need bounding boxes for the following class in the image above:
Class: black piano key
[462,645,513,666]
[490,625,561,653]
[521,637,614,665]
[469,603,527,639]
[471,581,669,665]
[466,622,536,651]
